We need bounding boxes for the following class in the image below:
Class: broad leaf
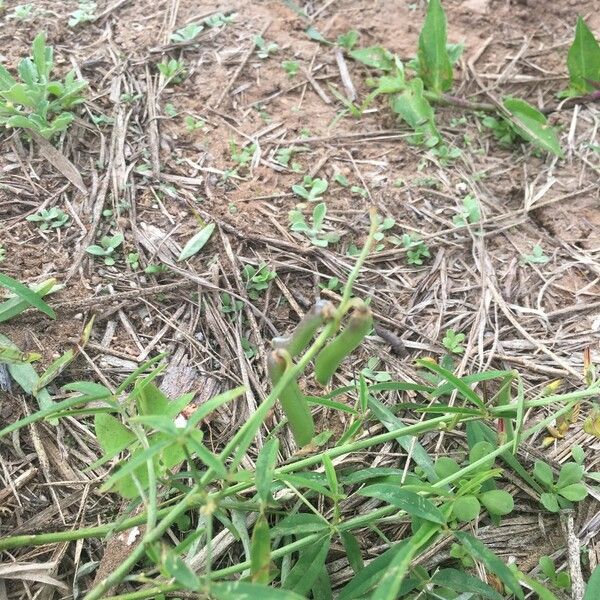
[431,568,503,600]
[250,514,271,584]
[211,582,305,600]
[349,46,395,71]
[503,97,564,158]
[452,495,480,522]
[583,564,600,600]
[178,223,215,261]
[563,17,600,96]
[94,413,136,457]
[479,489,514,516]
[417,0,453,94]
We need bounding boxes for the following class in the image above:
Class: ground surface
[1,0,600,597]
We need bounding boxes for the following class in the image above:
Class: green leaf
[358,484,446,524]
[94,413,136,456]
[479,489,514,516]
[283,535,331,595]
[0,273,56,319]
[434,456,460,480]
[557,462,584,488]
[557,483,588,501]
[452,495,481,522]
[0,278,58,324]
[349,46,395,71]
[417,0,453,94]
[430,568,503,600]
[211,582,305,600]
[338,541,409,600]
[270,513,328,538]
[390,78,440,145]
[540,492,560,512]
[368,396,438,483]
[469,441,496,471]
[371,522,439,600]
[178,223,215,261]
[341,531,364,574]
[583,564,600,600]
[163,551,200,590]
[32,33,49,81]
[454,531,524,599]
[0,64,17,89]
[255,438,279,506]
[250,514,271,584]
[564,17,600,96]
[533,460,554,488]
[503,97,564,158]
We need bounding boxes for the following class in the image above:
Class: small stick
[213,21,271,108]
[301,66,332,104]
[561,510,585,600]
[334,48,356,101]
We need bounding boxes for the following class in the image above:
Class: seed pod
[267,349,315,446]
[314,302,373,386]
[284,300,335,357]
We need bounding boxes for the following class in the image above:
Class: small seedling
[533,460,588,512]
[204,12,235,28]
[292,175,328,201]
[26,207,69,231]
[69,0,96,27]
[428,143,461,166]
[351,185,368,198]
[85,233,124,266]
[229,140,256,171]
[289,202,340,248]
[120,92,141,104]
[0,33,87,138]
[164,103,177,117]
[334,173,350,187]
[396,233,430,265]
[282,60,299,77]
[481,115,519,147]
[241,337,257,360]
[254,35,278,59]
[318,276,342,292]
[127,253,140,270]
[539,556,571,591]
[337,30,359,50]
[361,357,392,382]
[373,216,395,251]
[157,59,186,84]
[453,194,480,226]
[220,292,242,315]
[184,115,205,132]
[521,244,549,265]
[10,3,35,20]
[144,263,168,275]
[274,146,305,172]
[242,263,277,300]
[442,329,465,354]
[170,23,203,43]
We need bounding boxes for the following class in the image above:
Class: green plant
[85,233,124,266]
[184,115,204,131]
[481,114,520,147]
[361,357,392,382]
[560,17,600,98]
[230,140,256,170]
[453,194,481,226]
[242,263,277,300]
[220,292,242,315]
[533,460,588,512]
[0,273,56,321]
[282,60,300,77]
[319,276,342,292]
[26,207,69,231]
[204,12,236,28]
[254,35,278,59]
[442,328,465,354]
[337,30,359,50]
[344,0,563,157]
[127,252,140,270]
[9,3,35,20]
[428,143,461,165]
[163,102,177,117]
[521,244,549,265]
[539,556,571,591]
[274,145,305,171]
[0,33,87,139]
[292,175,328,201]
[170,23,203,43]
[373,215,395,251]
[68,0,96,27]
[157,58,186,84]
[398,233,430,265]
[289,202,340,247]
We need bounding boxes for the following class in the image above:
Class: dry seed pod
[314,302,373,386]
[267,349,315,446]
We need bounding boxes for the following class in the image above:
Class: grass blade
[0,273,56,319]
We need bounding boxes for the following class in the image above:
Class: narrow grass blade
[0,273,56,319]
